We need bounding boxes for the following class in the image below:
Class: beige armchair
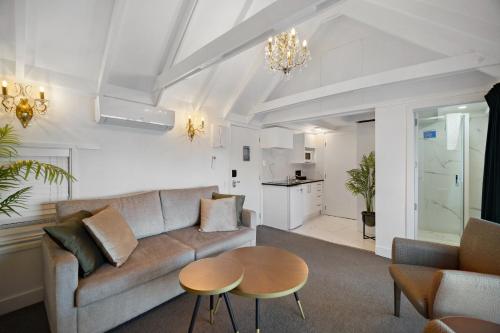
[389,218,500,324]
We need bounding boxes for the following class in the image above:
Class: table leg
[294,292,306,320]
[214,294,222,314]
[188,295,201,333]
[223,293,239,333]
[210,295,214,324]
[256,298,260,333]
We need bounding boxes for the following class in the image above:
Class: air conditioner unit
[95,96,175,131]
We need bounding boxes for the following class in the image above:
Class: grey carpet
[0,226,427,333]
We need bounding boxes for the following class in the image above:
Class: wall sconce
[186,115,204,142]
[1,80,49,128]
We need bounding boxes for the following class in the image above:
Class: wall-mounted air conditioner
[95,96,175,131]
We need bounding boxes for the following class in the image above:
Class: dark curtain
[481,83,500,223]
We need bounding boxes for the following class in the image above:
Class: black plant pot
[362,211,376,227]
[361,211,375,240]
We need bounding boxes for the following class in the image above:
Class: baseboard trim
[375,245,391,259]
[0,286,44,316]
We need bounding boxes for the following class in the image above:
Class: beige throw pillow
[82,206,138,267]
[200,197,238,232]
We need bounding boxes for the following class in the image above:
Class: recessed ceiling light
[457,105,467,109]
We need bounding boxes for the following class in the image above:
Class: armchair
[389,218,500,324]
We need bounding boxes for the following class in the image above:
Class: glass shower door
[416,113,464,245]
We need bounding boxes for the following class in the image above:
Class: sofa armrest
[392,237,459,269]
[241,209,257,229]
[429,270,500,324]
[42,234,78,333]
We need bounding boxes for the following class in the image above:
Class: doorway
[415,102,488,245]
[229,125,262,223]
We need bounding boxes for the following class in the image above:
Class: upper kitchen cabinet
[260,127,294,149]
[304,133,320,149]
[292,133,322,163]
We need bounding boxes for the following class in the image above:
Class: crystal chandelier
[265,28,311,77]
[1,80,49,128]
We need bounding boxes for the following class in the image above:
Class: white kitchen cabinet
[304,134,318,149]
[262,181,323,231]
[260,127,293,149]
[302,182,323,219]
[289,185,305,229]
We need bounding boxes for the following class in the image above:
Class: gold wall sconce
[1,80,49,128]
[186,115,204,142]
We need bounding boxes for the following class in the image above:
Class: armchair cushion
[392,238,459,269]
[389,264,439,317]
[429,270,500,324]
[424,317,500,333]
[459,218,500,275]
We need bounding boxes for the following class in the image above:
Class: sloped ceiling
[0,0,499,126]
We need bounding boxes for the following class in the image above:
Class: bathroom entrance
[414,102,488,245]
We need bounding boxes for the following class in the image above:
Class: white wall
[375,105,407,258]
[356,121,375,234]
[374,89,490,258]
[323,129,358,219]
[0,86,232,314]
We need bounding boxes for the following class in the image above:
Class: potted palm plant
[345,152,375,238]
[0,124,75,217]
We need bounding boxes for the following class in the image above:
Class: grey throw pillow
[200,197,238,232]
[44,210,105,277]
[212,192,245,226]
[82,206,138,267]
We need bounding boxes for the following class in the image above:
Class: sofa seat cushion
[76,234,194,307]
[167,226,254,259]
[389,264,439,317]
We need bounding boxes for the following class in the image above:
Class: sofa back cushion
[56,191,164,239]
[160,186,218,232]
[459,218,500,275]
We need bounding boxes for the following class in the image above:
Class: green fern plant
[345,151,375,212]
[0,124,75,217]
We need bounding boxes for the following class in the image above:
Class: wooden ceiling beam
[252,53,498,114]
[154,0,343,91]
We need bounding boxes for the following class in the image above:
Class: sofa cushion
[160,186,218,232]
[212,192,245,226]
[167,226,254,259]
[56,191,164,239]
[200,197,238,232]
[43,210,105,277]
[76,234,194,307]
[389,264,439,317]
[83,206,138,267]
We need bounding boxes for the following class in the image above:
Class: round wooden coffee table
[179,257,244,333]
[219,246,309,332]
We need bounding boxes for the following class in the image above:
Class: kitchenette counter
[262,179,324,187]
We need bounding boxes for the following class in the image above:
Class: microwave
[304,150,314,162]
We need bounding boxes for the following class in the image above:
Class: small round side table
[179,257,244,333]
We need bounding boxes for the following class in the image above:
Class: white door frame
[229,124,263,225]
[405,91,486,240]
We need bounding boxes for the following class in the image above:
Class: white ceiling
[0,0,499,127]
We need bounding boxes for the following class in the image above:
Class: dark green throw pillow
[212,192,245,226]
[44,210,105,277]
